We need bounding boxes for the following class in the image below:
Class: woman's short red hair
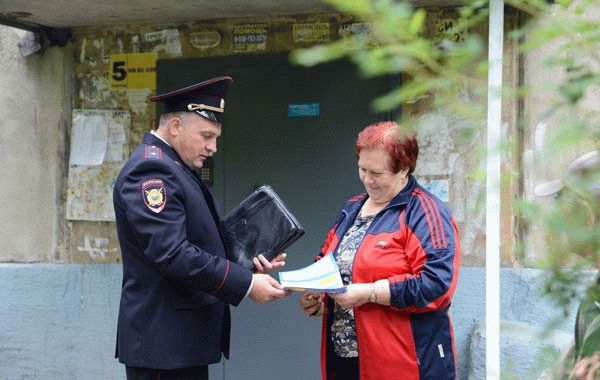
[355,121,419,174]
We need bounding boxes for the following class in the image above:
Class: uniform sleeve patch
[142,179,167,213]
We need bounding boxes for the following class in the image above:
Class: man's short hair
[158,112,196,128]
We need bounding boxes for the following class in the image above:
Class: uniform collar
[142,132,184,166]
[150,130,171,147]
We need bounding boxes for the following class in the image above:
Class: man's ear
[166,116,183,138]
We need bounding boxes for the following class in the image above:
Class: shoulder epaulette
[144,145,164,160]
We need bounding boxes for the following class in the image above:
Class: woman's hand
[253,253,286,274]
[330,280,391,308]
[300,291,324,317]
[329,284,370,308]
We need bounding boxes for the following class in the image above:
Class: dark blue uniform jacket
[113,133,252,369]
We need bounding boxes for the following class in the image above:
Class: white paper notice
[145,28,182,56]
[105,121,127,162]
[278,254,346,293]
[69,113,108,166]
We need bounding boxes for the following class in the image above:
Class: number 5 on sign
[109,52,157,90]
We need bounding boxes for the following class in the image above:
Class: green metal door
[157,54,395,379]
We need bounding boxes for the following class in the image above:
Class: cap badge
[142,179,166,213]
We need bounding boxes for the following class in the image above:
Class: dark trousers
[329,354,359,380]
[126,366,208,380]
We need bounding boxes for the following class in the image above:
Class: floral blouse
[331,213,375,357]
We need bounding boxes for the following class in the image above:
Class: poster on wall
[189,31,222,50]
[144,28,182,56]
[66,110,130,221]
[338,22,372,37]
[293,22,330,43]
[417,176,450,203]
[233,23,267,52]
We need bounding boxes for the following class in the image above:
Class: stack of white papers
[278,254,346,293]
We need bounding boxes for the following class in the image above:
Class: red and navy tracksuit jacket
[319,175,460,380]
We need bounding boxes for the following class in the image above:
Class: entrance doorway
[157,53,396,379]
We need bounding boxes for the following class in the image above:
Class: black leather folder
[222,185,305,271]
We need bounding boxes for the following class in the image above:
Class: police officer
[113,76,290,380]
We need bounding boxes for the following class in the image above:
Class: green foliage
[291,3,600,369]
[581,314,600,357]
[291,0,488,120]
[559,72,598,104]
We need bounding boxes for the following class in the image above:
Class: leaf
[558,72,597,104]
[290,39,354,67]
[409,9,427,35]
[556,0,574,7]
[324,0,373,16]
[579,314,600,358]
[372,78,449,110]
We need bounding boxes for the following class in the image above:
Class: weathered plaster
[0,25,70,262]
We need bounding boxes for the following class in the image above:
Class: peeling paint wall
[0,25,71,263]
[0,9,523,267]
[64,9,498,266]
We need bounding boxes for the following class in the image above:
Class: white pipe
[486,0,504,379]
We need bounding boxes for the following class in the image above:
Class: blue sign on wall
[288,103,320,117]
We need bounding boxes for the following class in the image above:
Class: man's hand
[299,291,324,317]
[249,273,290,304]
[253,253,286,273]
[571,352,600,380]
[329,284,370,308]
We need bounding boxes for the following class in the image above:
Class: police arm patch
[142,179,167,213]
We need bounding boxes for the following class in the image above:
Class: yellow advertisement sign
[109,52,157,90]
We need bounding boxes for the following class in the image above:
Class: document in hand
[222,185,305,271]
[278,254,346,293]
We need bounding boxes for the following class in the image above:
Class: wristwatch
[368,283,377,303]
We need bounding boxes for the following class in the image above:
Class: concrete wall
[0,25,71,263]
[0,265,583,380]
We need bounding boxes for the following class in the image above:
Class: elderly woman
[300,121,461,380]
